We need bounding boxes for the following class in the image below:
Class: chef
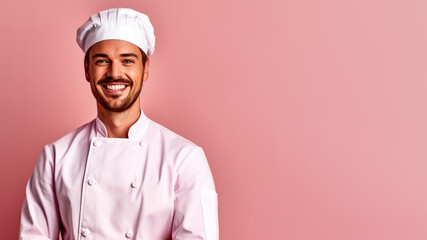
[19,8,218,240]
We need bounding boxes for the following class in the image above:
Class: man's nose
[106,61,123,79]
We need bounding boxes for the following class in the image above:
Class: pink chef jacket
[19,110,218,240]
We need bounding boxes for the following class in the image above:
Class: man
[19,8,218,240]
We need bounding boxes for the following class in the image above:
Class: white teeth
[106,85,126,90]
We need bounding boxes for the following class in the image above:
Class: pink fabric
[19,110,218,240]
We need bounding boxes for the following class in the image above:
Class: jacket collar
[94,109,149,140]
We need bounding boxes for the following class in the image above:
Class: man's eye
[123,59,134,64]
[95,59,108,64]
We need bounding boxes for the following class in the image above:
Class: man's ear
[143,57,150,82]
[84,59,90,82]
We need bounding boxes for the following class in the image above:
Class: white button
[131,182,138,188]
[81,229,88,237]
[139,141,144,147]
[125,231,133,238]
[93,141,103,147]
[87,178,95,186]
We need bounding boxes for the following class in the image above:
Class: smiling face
[84,39,149,112]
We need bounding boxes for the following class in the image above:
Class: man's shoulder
[147,118,199,149]
[47,120,94,149]
[146,119,206,165]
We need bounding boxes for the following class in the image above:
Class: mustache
[97,77,133,85]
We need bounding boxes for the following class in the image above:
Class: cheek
[129,68,143,79]
[89,69,104,81]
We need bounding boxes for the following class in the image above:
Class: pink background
[1,0,427,239]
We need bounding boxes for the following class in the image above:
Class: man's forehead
[89,39,141,56]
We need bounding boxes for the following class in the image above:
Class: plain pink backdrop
[2,0,427,239]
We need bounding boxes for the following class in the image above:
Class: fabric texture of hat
[76,8,155,56]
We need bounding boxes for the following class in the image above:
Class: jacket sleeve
[19,145,60,240]
[172,146,219,240]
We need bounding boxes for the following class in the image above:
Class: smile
[103,84,127,90]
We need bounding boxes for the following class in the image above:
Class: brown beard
[91,72,144,112]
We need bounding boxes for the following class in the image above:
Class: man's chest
[54,138,176,239]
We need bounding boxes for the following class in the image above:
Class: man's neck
[97,103,141,138]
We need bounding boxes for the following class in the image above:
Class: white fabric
[76,8,155,56]
[19,110,218,239]
[201,189,219,240]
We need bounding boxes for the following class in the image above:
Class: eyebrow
[92,53,139,59]
[120,53,139,59]
[92,53,108,59]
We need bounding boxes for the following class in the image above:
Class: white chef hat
[76,8,155,56]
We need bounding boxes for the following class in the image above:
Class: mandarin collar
[94,109,149,140]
